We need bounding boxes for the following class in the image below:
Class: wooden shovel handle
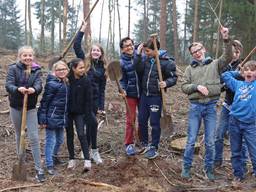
[19,93,28,155]
[60,0,99,59]
[239,46,256,68]
[151,35,168,116]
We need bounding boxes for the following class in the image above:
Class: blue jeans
[229,116,256,178]
[45,128,64,167]
[183,101,217,170]
[215,106,248,165]
[138,94,162,148]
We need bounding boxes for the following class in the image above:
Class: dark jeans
[66,114,89,160]
[229,116,256,178]
[138,94,162,148]
[86,112,98,149]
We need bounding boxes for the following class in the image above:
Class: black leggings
[86,112,98,149]
[66,114,89,160]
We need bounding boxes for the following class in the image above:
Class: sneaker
[67,159,76,169]
[204,168,215,181]
[47,166,55,175]
[181,166,191,179]
[84,160,91,172]
[53,156,65,165]
[125,144,136,156]
[35,170,46,183]
[144,146,158,159]
[91,149,103,164]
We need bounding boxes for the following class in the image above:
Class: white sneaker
[80,151,84,159]
[67,159,76,169]
[91,149,103,165]
[84,160,91,171]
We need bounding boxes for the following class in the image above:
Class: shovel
[107,60,140,144]
[150,34,174,134]
[12,93,28,181]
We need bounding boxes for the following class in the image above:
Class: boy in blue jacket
[135,37,177,159]
[222,60,256,182]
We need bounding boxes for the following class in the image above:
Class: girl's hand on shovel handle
[220,26,229,40]
[119,89,127,98]
[159,81,167,89]
[40,124,47,129]
[18,87,27,94]
[27,87,35,94]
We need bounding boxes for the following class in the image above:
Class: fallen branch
[188,184,229,191]
[75,178,121,191]
[152,160,176,186]
[0,184,42,192]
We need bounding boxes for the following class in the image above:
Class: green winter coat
[182,39,233,103]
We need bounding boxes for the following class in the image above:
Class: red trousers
[125,97,139,145]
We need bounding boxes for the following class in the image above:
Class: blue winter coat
[134,50,177,96]
[119,53,140,98]
[38,74,69,130]
[73,31,106,112]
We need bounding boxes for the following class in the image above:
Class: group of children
[5,22,256,184]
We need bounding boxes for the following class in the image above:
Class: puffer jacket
[73,31,106,112]
[181,40,233,103]
[38,74,69,130]
[5,62,42,110]
[119,53,140,98]
[134,50,177,96]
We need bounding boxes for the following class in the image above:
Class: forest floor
[0,49,256,192]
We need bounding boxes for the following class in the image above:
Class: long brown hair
[84,44,107,76]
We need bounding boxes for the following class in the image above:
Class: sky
[17,0,186,42]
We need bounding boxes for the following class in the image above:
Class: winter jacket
[5,62,42,110]
[73,31,106,112]
[181,40,233,103]
[222,71,256,123]
[68,75,93,118]
[38,74,69,130]
[221,59,244,105]
[119,53,140,98]
[134,50,177,96]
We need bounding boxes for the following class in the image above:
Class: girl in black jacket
[66,58,94,171]
[38,61,69,175]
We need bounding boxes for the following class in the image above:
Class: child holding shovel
[73,22,106,164]
[5,46,45,182]
[134,38,177,159]
[38,60,69,175]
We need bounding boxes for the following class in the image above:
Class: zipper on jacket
[63,83,68,127]
[51,107,56,118]
[146,62,154,96]
[133,58,140,98]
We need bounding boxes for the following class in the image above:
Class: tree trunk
[40,0,45,53]
[83,0,91,51]
[143,0,148,42]
[160,0,167,49]
[215,0,223,58]
[183,0,188,60]
[25,0,27,45]
[106,0,113,58]
[192,0,199,42]
[28,0,33,46]
[116,0,121,44]
[112,0,116,55]
[63,0,68,48]
[59,0,62,51]
[51,5,55,54]
[171,0,180,64]
[128,0,131,37]
[99,0,105,43]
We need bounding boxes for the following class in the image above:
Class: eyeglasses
[191,46,203,55]
[55,68,68,72]
[123,44,134,49]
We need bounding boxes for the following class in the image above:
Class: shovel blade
[160,115,174,136]
[12,162,27,181]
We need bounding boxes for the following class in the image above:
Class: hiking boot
[91,149,103,164]
[144,146,158,159]
[35,170,46,183]
[125,144,136,156]
[47,166,55,175]
[53,156,65,165]
[181,166,191,179]
[84,160,91,172]
[67,159,76,169]
[204,168,215,181]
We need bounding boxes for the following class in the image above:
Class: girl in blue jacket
[38,61,69,175]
